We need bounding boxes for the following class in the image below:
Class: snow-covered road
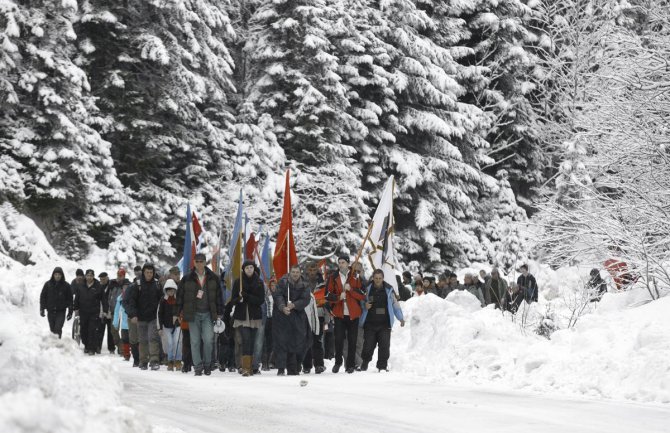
[119,363,670,433]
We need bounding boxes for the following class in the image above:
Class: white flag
[367,176,399,293]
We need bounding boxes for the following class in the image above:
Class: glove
[40,309,45,317]
[67,311,73,321]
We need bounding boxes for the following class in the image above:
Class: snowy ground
[2,206,670,432]
[118,360,670,433]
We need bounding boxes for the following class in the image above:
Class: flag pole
[348,220,375,284]
[240,226,244,298]
[286,230,290,302]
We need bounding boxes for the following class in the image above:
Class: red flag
[192,212,202,241]
[245,233,257,261]
[273,170,298,279]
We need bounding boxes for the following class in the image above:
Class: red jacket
[326,271,365,320]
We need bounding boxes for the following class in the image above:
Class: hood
[51,267,66,282]
[242,260,259,279]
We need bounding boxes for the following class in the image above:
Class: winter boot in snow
[360,362,369,372]
[122,343,131,361]
[150,362,160,371]
[277,368,285,376]
[241,355,252,377]
[139,363,148,370]
[315,366,326,374]
[167,361,174,371]
[174,361,182,371]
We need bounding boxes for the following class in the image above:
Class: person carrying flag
[326,255,366,374]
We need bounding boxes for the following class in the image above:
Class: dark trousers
[263,319,272,365]
[121,329,130,344]
[324,326,334,359]
[181,329,192,368]
[361,323,392,369]
[218,332,235,369]
[47,310,66,338]
[334,316,359,369]
[80,313,100,353]
[302,317,325,370]
[275,349,300,374]
[96,318,115,353]
[239,327,258,356]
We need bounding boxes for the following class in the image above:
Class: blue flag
[181,203,192,276]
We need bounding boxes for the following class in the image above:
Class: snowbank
[392,290,670,403]
[0,205,149,433]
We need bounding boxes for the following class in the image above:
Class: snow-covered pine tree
[451,0,548,213]
[0,0,126,259]
[74,0,252,263]
[328,0,401,189]
[243,0,369,253]
[361,0,494,269]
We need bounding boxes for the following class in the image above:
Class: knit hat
[85,269,95,277]
[75,269,84,277]
[164,279,178,292]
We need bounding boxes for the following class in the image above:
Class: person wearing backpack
[126,263,163,370]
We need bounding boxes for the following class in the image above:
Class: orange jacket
[326,270,365,319]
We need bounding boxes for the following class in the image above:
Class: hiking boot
[332,364,341,373]
[261,364,270,372]
[360,362,369,372]
[150,363,160,371]
[139,364,148,370]
[302,368,311,374]
[204,365,212,376]
[241,355,252,377]
[346,367,355,374]
[194,369,203,376]
[133,361,139,368]
[277,368,285,376]
[253,368,261,375]
[228,367,236,373]
[315,366,326,374]
[167,361,174,372]
[174,361,182,371]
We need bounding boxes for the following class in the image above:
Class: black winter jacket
[126,278,162,322]
[74,279,108,315]
[40,267,73,312]
[231,271,265,322]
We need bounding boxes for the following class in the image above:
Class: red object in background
[604,258,632,290]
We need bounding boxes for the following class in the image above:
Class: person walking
[177,253,223,376]
[73,269,108,355]
[326,255,365,374]
[272,265,311,376]
[40,267,73,338]
[360,269,405,372]
[126,263,162,370]
[158,279,182,371]
[230,260,265,376]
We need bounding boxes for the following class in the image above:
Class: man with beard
[272,265,311,376]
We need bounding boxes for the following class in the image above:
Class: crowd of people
[39,254,405,376]
[40,255,622,376]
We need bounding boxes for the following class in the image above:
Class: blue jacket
[113,294,129,331]
[359,282,404,328]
